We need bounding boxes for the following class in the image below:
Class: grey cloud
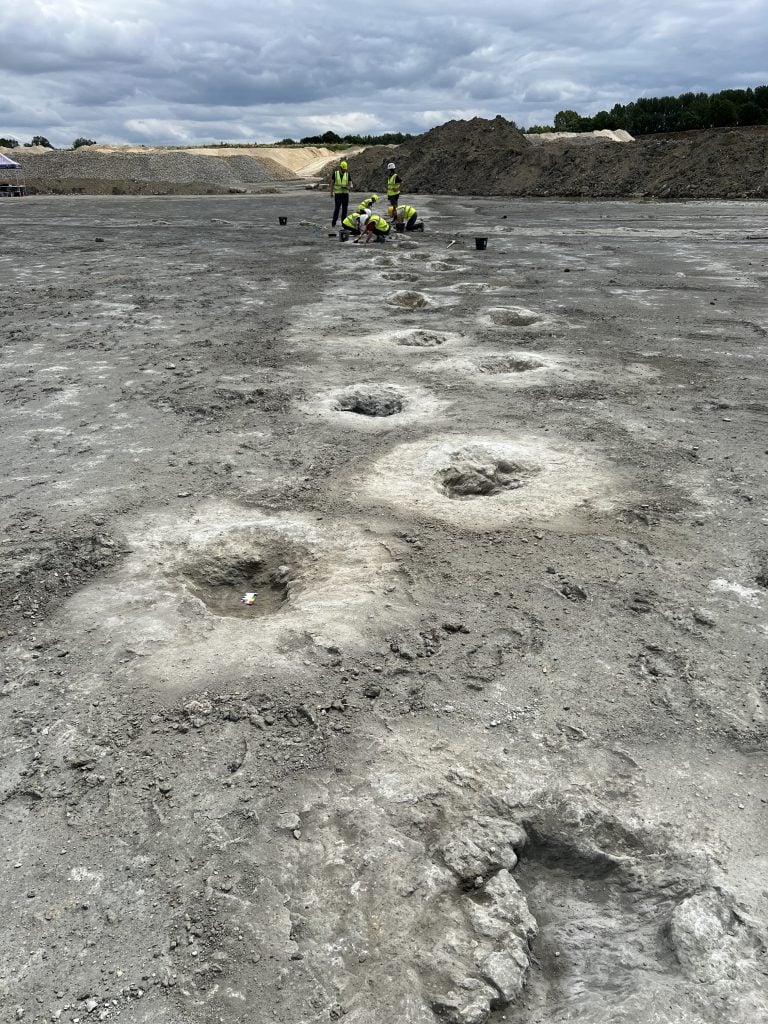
[0,0,765,145]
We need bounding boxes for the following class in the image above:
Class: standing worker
[386,162,402,209]
[330,159,352,229]
[388,202,423,232]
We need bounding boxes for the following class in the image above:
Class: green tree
[0,136,19,148]
[738,101,765,126]
[72,137,97,148]
[29,135,54,148]
[553,109,584,132]
[709,96,738,127]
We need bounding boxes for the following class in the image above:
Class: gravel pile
[6,148,280,190]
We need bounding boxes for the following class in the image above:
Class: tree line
[0,136,96,149]
[1,132,412,150]
[527,85,768,136]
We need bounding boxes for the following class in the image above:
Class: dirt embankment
[4,119,768,197]
[0,145,356,196]
[349,115,768,199]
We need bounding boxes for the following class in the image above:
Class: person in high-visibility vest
[388,203,424,232]
[356,211,391,243]
[330,159,352,228]
[357,193,379,213]
[386,161,402,207]
[341,210,365,236]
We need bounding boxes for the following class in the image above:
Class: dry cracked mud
[1,193,767,1024]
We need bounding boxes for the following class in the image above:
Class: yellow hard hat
[371,193,378,201]
[388,205,395,216]
[339,160,348,169]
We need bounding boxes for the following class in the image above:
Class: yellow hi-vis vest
[357,195,376,212]
[342,212,362,230]
[396,204,416,221]
[367,213,390,233]
[387,172,400,198]
[333,170,350,194]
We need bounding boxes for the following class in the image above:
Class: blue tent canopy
[0,152,22,169]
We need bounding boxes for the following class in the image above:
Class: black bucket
[339,230,349,242]
[279,216,288,225]
[395,223,405,233]
[475,237,488,250]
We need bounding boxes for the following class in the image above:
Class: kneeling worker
[357,211,391,243]
[388,203,423,231]
[341,210,366,236]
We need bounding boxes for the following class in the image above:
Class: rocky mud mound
[2,147,293,195]
[350,116,768,198]
[7,119,768,197]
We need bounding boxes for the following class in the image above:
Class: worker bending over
[357,193,379,213]
[356,211,391,243]
[341,210,366,236]
[388,203,424,232]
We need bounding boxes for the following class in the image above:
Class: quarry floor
[1,194,767,1023]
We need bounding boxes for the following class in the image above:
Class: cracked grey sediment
[0,194,767,1024]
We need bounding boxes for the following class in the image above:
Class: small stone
[277,812,301,832]
[363,684,381,699]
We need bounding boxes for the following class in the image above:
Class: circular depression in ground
[363,434,616,526]
[60,503,410,690]
[304,383,446,430]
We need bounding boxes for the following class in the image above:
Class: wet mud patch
[364,434,616,527]
[59,502,411,691]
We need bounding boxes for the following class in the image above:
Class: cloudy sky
[1,0,766,146]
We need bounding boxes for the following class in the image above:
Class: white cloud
[0,0,765,144]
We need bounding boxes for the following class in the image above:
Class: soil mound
[350,117,768,199]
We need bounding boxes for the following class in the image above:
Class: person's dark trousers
[332,193,349,226]
[405,213,418,230]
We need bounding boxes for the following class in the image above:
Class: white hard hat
[387,162,396,170]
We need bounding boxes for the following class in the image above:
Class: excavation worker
[330,159,352,228]
[388,203,423,231]
[341,210,365,236]
[357,193,379,213]
[386,162,402,207]
[358,211,391,243]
